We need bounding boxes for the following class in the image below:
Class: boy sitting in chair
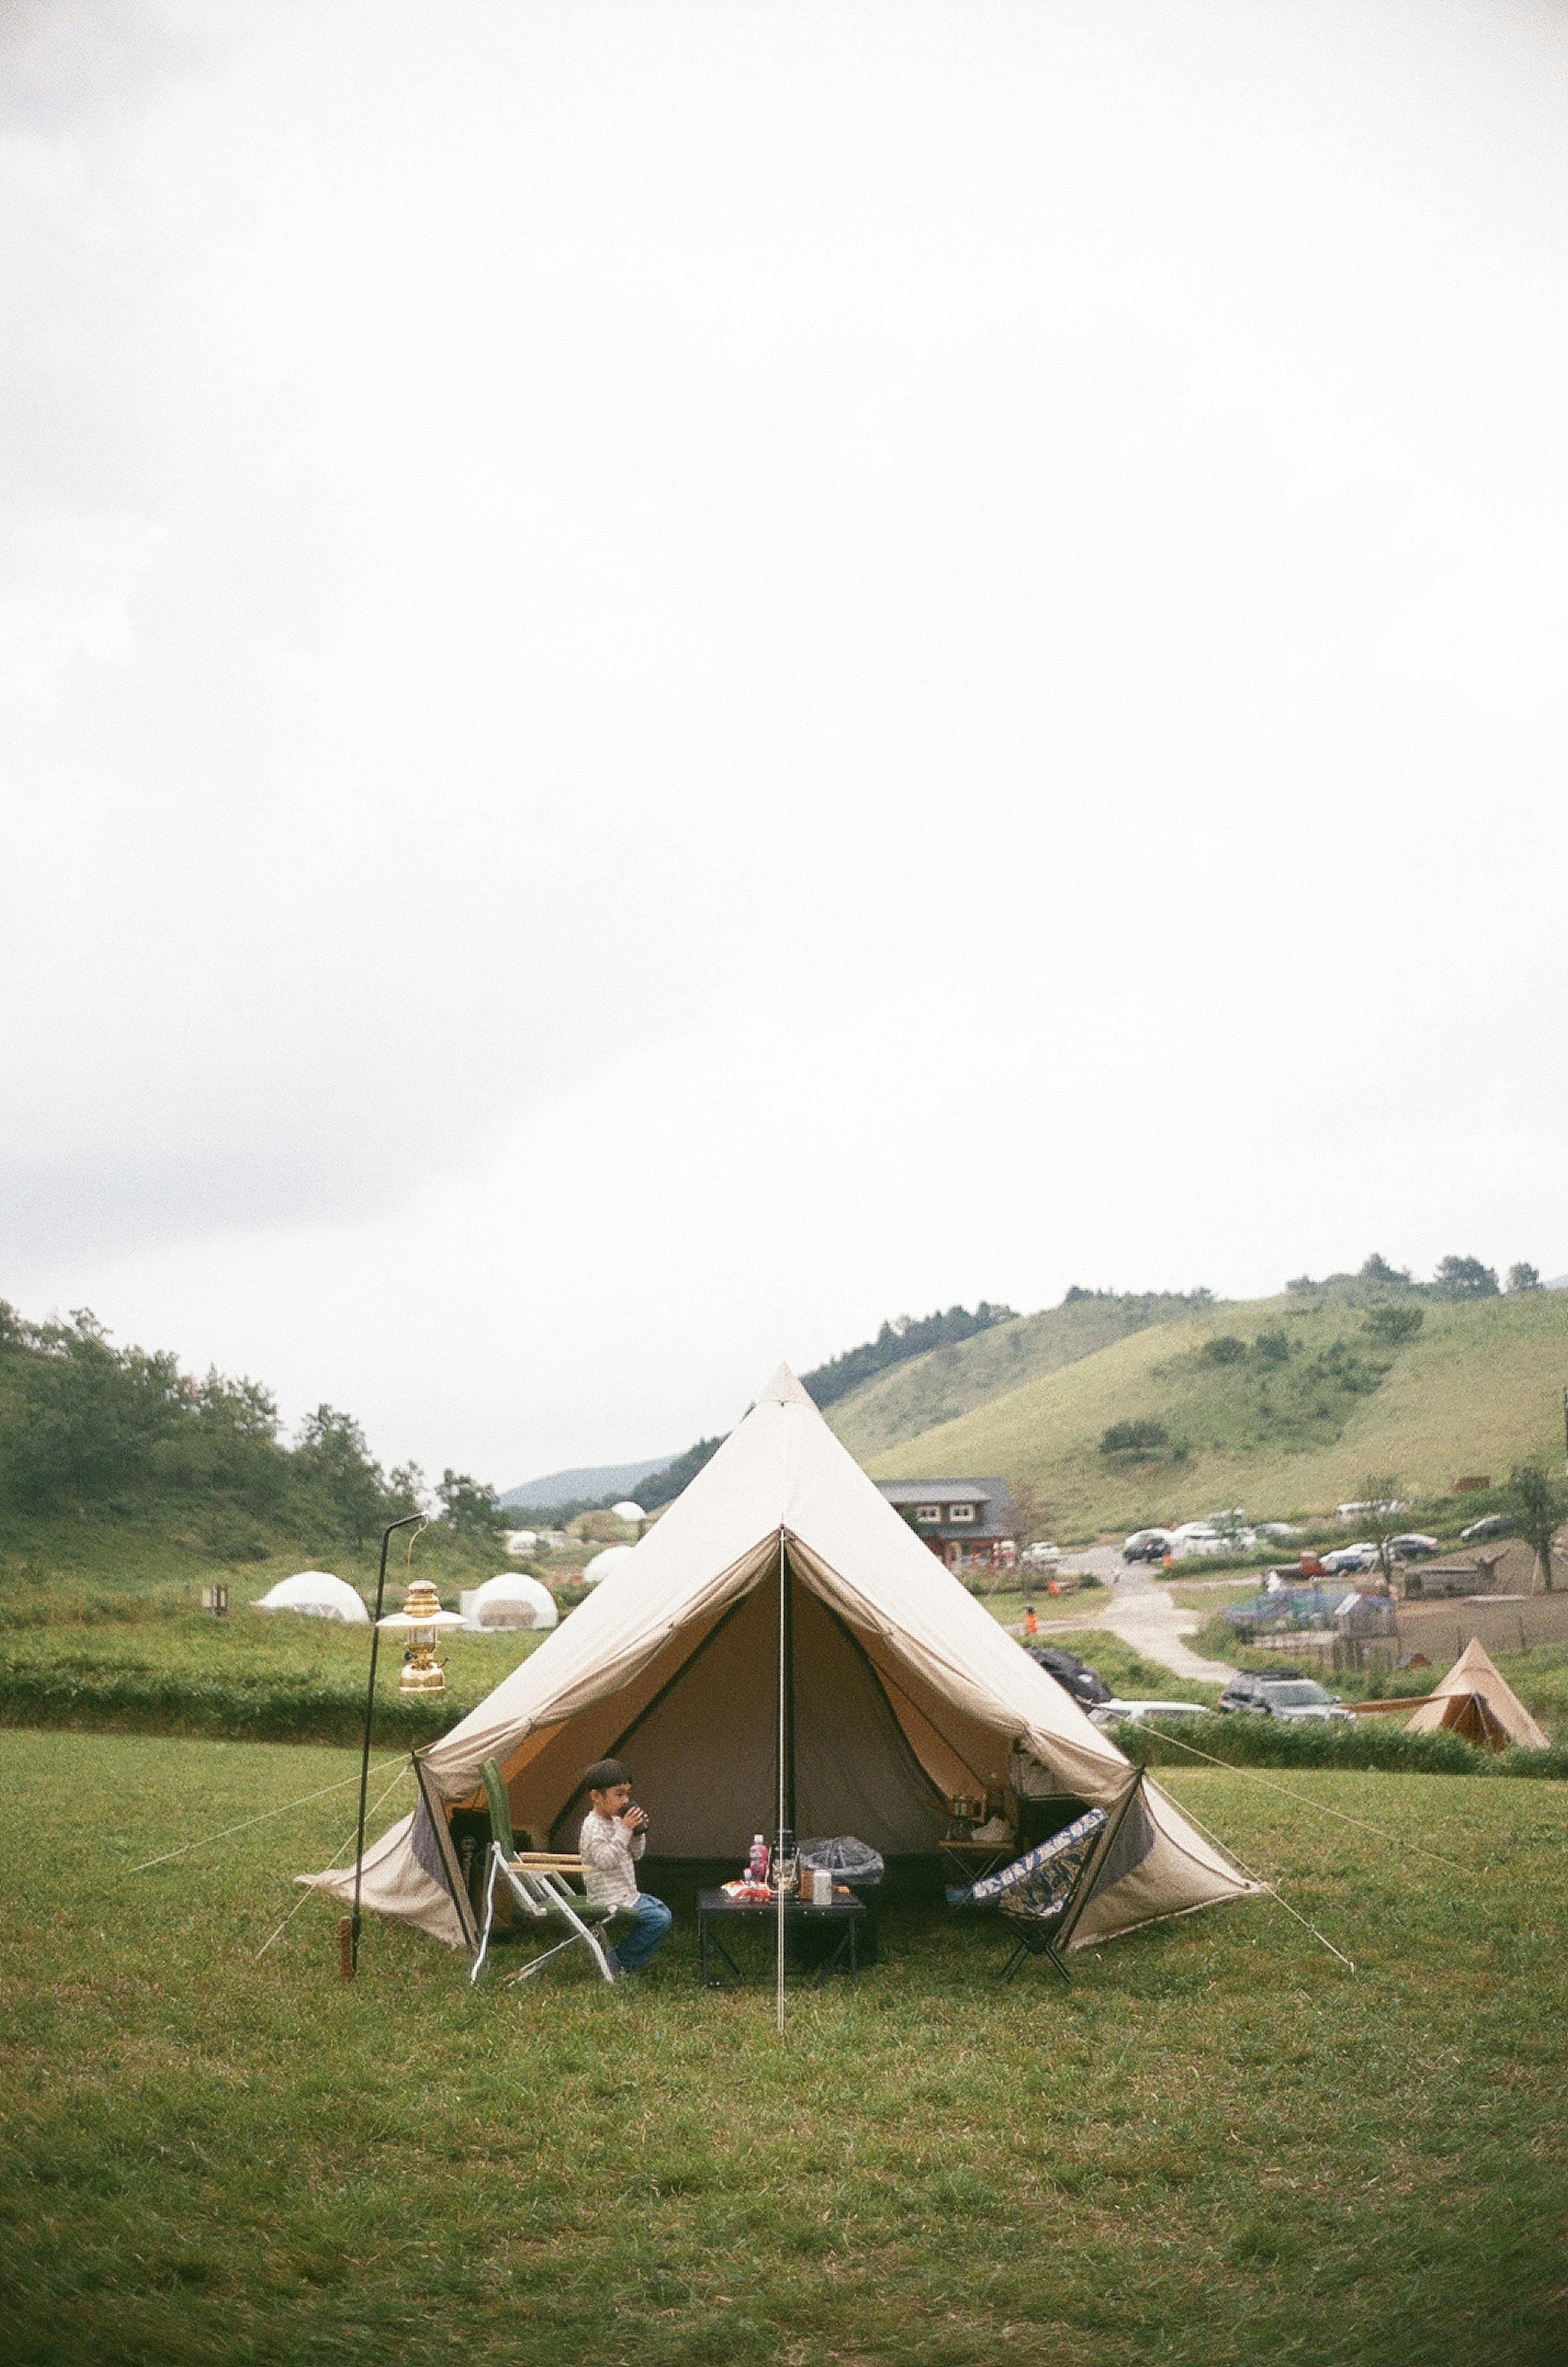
[579,1758,673,1976]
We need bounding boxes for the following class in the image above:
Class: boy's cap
[585,1758,629,1792]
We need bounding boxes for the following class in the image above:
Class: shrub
[1252,1331,1290,1365]
[1109,1711,1568,1780]
[1201,1336,1247,1366]
[1099,1420,1169,1458]
[1364,1305,1424,1346]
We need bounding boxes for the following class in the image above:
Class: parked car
[1122,1529,1176,1562]
[1319,1542,1378,1574]
[1386,1533,1440,1561]
[1025,1645,1112,1707]
[1169,1520,1258,1557]
[1256,1522,1303,1542]
[1089,1698,1210,1729]
[1460,1513,1514,1543]
[1021,1541,1062,1569]
[1217,1671,1351,1721]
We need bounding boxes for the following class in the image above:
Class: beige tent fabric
[1404,1638,1549,1751]
[305,1364,1254,1950]
[297,1808,463,1942]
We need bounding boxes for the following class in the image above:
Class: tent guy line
[254,1759,413,1962]
[1148,1776,1356,1972]
[1133,1732,1478,1873]
[129,1756,407,1876]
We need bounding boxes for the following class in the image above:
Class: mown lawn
[0,1608,541,1745]
[1,1730,1564,2366]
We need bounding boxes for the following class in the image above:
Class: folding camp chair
[469,1758,630,1986]
[950,1778,1155,1983]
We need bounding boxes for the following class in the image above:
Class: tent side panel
[1067,1783,1257,1947]
[296,1810,467,1948]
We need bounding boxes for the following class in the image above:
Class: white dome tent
[610,1501,646,1524]
[254,1571,370,1625]
[459,1575,559,1633]
[583,1545,635,1586]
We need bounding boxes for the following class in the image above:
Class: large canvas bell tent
[305,1367,1254,1950]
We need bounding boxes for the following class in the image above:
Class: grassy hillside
[825,1293,1211,1462]
[866,1290,1568,1538]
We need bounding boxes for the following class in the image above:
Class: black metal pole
[783,1539,796,1840]
[351,1512,426,1974]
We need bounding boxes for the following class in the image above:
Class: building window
[948,1503,976,1522]
[915,1504,941,1524]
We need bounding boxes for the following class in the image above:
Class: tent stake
[351,1511,427,1975]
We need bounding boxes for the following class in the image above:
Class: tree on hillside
[293,1406,393,1545]
[436,1467,506,1537]
[1359,1253,1412,1286]
[1507,1461,1568,1595]
[1356,1474,1406,1590]
[800,1303,1017,1409]
[1364,1304,1423,1346]
[1431,1255,1499,1299]
[0,1308,184,1510]
[1200,1335,1247,1365]
[1506,1263,1543,1294]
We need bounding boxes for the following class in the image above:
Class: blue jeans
[612,1892,673,1970]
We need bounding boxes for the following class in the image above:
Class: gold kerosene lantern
[377,1579,466,1695]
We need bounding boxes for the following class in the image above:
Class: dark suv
[1218,1669,1350,1722]
[1026,1645,1112,1708]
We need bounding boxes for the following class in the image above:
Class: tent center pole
[776,1529,790,2034]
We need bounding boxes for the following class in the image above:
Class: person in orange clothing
[1022,1605,1040,1638]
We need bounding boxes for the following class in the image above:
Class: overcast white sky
[3,0,1567,1487]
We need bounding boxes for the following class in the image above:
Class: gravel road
[1042,1545,1236,1683]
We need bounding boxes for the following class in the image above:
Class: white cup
[811,1867,833,1906]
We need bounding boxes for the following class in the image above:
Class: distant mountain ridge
[499,1456,676,1511]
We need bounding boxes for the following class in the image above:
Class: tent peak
[758,1362,817,1409]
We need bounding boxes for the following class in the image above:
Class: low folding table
[697,1887,867,1987]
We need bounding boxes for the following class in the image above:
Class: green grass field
[2,1728,1564,2367]
[0,1515,550,1747]
[863,1291,1568,1538]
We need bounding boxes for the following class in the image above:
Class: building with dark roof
[875,1478,1021,1573]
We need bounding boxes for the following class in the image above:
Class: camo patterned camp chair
[947,1778,1155,1982]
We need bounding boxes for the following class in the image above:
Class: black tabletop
[697,1886,864,1917]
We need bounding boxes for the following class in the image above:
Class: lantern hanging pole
[351,1511,427,1975]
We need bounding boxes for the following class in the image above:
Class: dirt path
[1049,1545,1237,1683]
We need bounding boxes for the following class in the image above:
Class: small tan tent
[305,1367,1254,1952]
[1404,1638,1549,1752]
